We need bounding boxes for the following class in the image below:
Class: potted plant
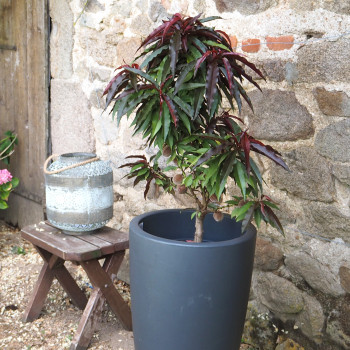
[104,13,288,350]
[0,131,19,209]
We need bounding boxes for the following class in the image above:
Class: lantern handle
[43,154,100,175]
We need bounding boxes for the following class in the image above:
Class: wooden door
[0,0,49,227]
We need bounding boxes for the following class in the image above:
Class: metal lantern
[44,152,113,235]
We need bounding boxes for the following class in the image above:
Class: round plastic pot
[129,209,257,350]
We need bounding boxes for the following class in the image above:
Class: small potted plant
[104,13,288,350]
[0,131,19,209]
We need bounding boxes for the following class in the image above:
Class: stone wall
[50,1,350,349]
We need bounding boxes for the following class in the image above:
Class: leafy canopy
[104,13,289,236]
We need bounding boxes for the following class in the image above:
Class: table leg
[23,247,88,322]
[22,258,55,322]
[35,246,88,310]
[70,251,132,350]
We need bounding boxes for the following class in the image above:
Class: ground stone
[296,38,350,83]
[285,252,344,297]
[215,0,277,14]
[326,296,350,348]
[315,119,350,162]
[332,164,350,186]
[275,339,304,350]
[295,294,324,342]
[304,202,350,244]
[254,238,284,271]
[244,89,314,141]
[313,87,350,117]
[256,272,304,314]
[50,79,95,154]
[270,147,335,203]
[326,320,350,349]
[339,266,350,293]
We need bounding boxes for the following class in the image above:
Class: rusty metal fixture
[44,152,113,235]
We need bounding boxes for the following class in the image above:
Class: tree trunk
[194,212,206,243]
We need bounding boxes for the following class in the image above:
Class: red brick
[266,35,294,51]
[242,38,260,53]
[229,35,238,50]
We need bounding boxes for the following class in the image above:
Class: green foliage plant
[0,131,19,209]
[104,13,289,242]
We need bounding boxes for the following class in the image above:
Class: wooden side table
[21,221,132,350]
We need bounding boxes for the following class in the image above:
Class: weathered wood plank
[0,0,48,227]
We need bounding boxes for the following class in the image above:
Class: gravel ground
[0,221,134,350]
[0,221,253,350]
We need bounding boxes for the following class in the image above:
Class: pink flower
[0,169,13,185]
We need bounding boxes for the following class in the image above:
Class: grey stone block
[270,147,335,203]
[244,89,314,141]
[315,119,350,162]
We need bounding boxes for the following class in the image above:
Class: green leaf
[183,175,193,187]
[162,103,171,141]
[0,199,8,209]
[151,117,162,138]
[137,168,150,177]
[250,158,263,192]
[178,111,191,134]
[199,16,222,23]
[124,67,159,89]
[11,177,19,188]
[130,163,145,172]
[218,153,236,197]
[140,46,167,69]
[171,94,194,118]
[170,30,181,76]
[254,208,262,228]
[0,191,9,200]
[174,61,197,94]
[234,161,247,199]
[231,201,254,219]
[163,165,177,172]
[157,55,171,83]
[241,204,255,232]
[202,40,230,50]
[155,178,164,185]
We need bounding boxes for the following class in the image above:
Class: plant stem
[194,211,205,243]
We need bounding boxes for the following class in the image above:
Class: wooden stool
[21,222,132,350]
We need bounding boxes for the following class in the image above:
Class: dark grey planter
[129,209,257,350]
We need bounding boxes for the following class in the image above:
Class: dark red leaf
[194,143,226,169]
[263,205,284,235]
[241,132,251,174]
[170,30,181,76]
[250,141,289,171]
[222,52,265,80]
[119,160,146,169]
[161,13,182,44]
[216,29,232,49]
[125,155,147,160]
[205,61,219,114]
[144,178,153,199]
[222,57,234,96]
[194,50,212,76]
[163,94,178,126]
[139,22,168,49]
